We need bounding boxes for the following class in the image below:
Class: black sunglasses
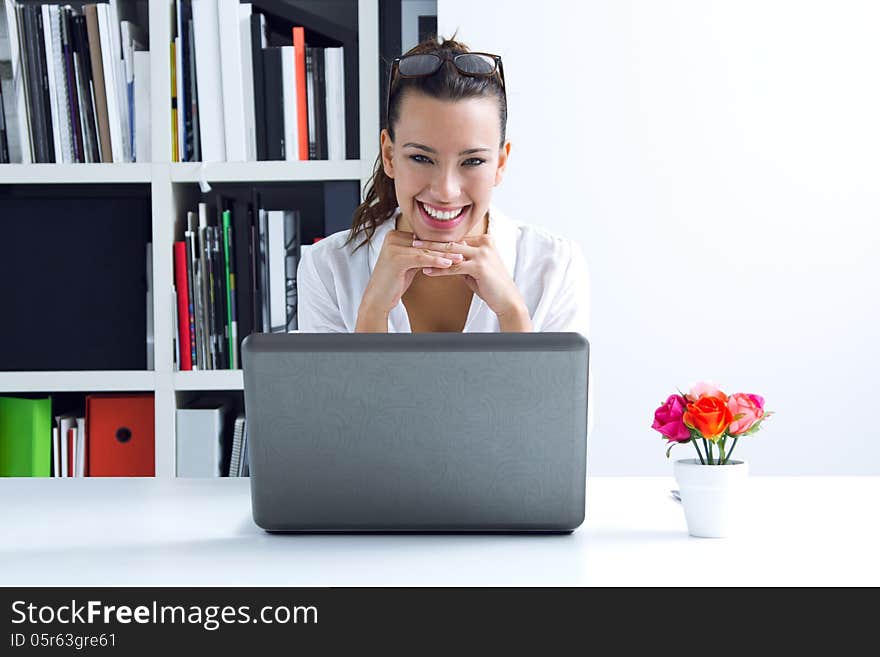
[385,51,507,129]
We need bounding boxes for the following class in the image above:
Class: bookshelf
[0,0,381,477]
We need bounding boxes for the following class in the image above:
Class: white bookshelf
[0,0,381,478]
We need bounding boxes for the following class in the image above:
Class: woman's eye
[463,158,486,167]
[409,154,432,164]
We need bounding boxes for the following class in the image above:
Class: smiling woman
[295,35,589,338]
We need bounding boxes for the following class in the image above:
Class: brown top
[402,274,474,332]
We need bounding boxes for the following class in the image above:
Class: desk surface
[1,476,878,586]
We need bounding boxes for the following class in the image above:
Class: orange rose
[682,394,733,441]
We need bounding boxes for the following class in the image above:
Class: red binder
[292,26,309,160]
[86,394,155,477]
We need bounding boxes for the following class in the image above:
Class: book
[292,26,308,160]
[222,209,239,369]
[173,241,193,371]
[75,12,101,162]
[324,46,346,161]
[84,3,112,163]
[267,210,286,332]
[185,17,200,161]
[133,49,150,162]
[0,396,51,477]
[2,0,29,162]
[284,210,301,331]
[173,0,185,161]
[176,399,227,477]
[146,242,154,370]
[96,3,123,161]
[42,5,66,163]
[281,45,298,162]
[191,0,226,161]
[261,46,283,160]
[249,12,266,160]
[304,46,315,160]
[228,414,245,477]
[170,39,178,162]
[238,3,256,161]
[218,0,246,162]
[312,46,327,160]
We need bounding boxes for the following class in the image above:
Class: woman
[297,36,589,338]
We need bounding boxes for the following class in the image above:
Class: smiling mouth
[417,201,471,221]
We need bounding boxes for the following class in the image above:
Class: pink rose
[687,381,725,402]
[652,394,691,442]
[727,392,765,436]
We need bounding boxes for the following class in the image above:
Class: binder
[0,396,51,477]
[176,398,227,477]
[86,393,155,477]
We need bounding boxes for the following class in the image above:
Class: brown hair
[344,35,508,251]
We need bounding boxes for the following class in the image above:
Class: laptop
[241,332,589,533]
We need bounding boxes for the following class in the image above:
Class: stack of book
[172,0,346,163]
[0,394,155,477]
[173,194,302,371]
[0,1,150,164]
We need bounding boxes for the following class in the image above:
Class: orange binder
[86,394,155,477]
[292,26,309,160]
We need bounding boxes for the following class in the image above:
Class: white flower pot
[673,458,748,538]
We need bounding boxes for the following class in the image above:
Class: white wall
[438,0,880,475]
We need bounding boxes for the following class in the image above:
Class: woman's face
[381,91,510,241]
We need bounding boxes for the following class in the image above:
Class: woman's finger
[412,239,477,256]
[422,259,475,276]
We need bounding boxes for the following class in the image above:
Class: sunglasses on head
[385,51,507,129]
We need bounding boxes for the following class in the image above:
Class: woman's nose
[432,169,462,202]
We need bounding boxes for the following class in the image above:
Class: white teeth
[421,202,464,221]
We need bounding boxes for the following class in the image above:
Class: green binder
[0,396,52,477]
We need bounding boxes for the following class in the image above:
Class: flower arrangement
[652,381,773,465]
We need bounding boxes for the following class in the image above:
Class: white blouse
[296,204,590,338]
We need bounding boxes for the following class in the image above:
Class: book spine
[222,210,238,369]
[249,13,266,161]
[42,5,64,163]
[60,8,82,162]
[84,4,112,163]
[186,19,200,161]
[262,47,283,160]
[281,45,297,162]
[170,40,178,162]
[184,231,198,369]
[173,241,193,371]
[5,0,31,162]
[198,220,216,370]
[292,26,308,160]
[34,7,56,162]
[315,47,327,160]
[218,0,246,162]
[191,0,226,162]
[211,223,228,369]
[305,46,315,160]
[238,3,256,161]
[72,14,95,163]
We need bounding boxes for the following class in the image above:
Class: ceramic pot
[673,458,748,538]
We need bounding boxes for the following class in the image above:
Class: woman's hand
[413,235,532,330]
[356,230,464,331]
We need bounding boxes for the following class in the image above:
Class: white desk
[1,476,877,586]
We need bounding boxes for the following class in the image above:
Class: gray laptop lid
[241,332,589,532]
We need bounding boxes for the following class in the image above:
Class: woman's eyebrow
[403,142,492,156]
